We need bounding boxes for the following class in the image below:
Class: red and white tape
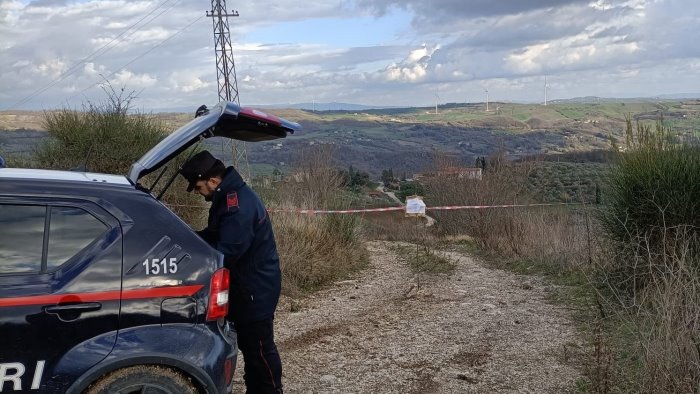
[266,207,404,214]
[265,202,581,215]
[427,203,581,211]
[165,202,582,215]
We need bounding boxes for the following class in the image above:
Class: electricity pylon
[206,0,250,180]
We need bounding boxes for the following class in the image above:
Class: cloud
[36,58,68,78]
[111,69,157,87]
[83,62,105,76]
[169,71,211,93]
[0,0,699,110]
[384,44,440,82]
[506,35,641,74]
[255,43,408,71]
[357,0,591,21]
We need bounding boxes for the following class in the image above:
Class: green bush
[35,86,207,228]
[395,180,425,202]
[37,105,166,174]
[599,116,700,292]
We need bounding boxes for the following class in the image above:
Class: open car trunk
[128,102,301,184]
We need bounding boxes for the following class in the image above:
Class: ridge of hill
[2,100,699,176]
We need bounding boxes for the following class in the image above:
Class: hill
[2,100,699,176]
[245,100,700,175]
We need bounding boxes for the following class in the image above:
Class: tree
[381,168,395,187]
[396,180,424,202]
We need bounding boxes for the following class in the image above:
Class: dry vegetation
[257,146,369,295]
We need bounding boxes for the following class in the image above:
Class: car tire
[85,365,199,394]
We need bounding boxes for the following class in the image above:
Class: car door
[0,198,122,391]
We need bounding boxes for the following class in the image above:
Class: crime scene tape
[264,202,582,215]
[427,202,582,211]
[163,204,407,213]
[164,202,583,214]
[266,207,404,214]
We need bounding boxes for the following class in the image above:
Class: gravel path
[234,241,584,393]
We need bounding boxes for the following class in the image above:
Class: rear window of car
[0,204,46,274]
[47,206,108,269]
[0,204,108,274]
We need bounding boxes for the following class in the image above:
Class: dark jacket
[198,167,281,324]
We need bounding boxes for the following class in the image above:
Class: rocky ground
[233,241,585,393]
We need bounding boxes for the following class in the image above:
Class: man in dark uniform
[180,150,283,394]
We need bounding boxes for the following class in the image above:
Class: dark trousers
[234,317,283,394]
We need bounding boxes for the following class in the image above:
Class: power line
[65,13,206,104]
[5,0,179,110]
[208,0,249,181]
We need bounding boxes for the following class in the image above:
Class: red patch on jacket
[227,192,239,210]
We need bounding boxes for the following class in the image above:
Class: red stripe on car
[0,285,204,307]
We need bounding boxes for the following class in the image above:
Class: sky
[0,0,699,111]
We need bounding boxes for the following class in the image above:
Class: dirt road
[234,241,584,393]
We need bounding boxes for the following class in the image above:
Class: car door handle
[44,302,102,314]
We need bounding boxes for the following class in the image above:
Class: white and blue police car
[0,102,300,393]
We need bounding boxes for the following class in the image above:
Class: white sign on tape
[405,196,426,216]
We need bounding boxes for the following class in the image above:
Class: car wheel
[85,365,198,394]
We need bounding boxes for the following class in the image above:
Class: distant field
[2,100,698,177]
[525,161,610,203]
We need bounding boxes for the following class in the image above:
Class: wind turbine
[434,88,440,115]
[484,88,489,112]
[544,75,550,106]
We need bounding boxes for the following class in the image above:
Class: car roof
[0,168,132,186]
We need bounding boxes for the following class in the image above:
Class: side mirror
[0,155,6,168]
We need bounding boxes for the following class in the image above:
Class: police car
[0,102,300,393]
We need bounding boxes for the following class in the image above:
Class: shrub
[395,180,425,202]
[264,145,368,295]
[599,116,700,293]
[393,243,455,274]
[37,87,166,175]
[635,233,700,393]
[272,213,367,295]
[594,116,700,392]
[274,145,349,210]
[35,85,207,227]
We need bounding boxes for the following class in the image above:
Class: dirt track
[234,241,584,393]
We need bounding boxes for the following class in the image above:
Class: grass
[556,106,587,120]
[393,243,455,275]
[446,208,597,309]
[1,152,36,168]
[272,213,369,295]
[4,100,698,136]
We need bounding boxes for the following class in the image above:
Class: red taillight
[240,107,282,126]
[224,357,234,386]
[207,268,229,321]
